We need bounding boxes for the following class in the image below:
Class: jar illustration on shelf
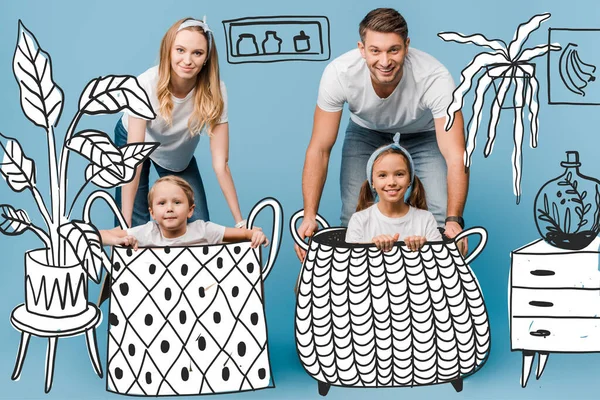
[534,151,600,250]
[262,31,282,54]
[236,33,259,56]
[293,30,311,52]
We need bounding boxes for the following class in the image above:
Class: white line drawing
[559,43,596,96]
[222,16,330,64]
[290,211,490,396]
[510,235,600,387]
[106,198,282,396]
[548,28,600,105]
[438,13,561,204]
[534,151,600,250]
[0,21,157,393]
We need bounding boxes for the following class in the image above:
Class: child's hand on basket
[115,235,138,251]
[372,233,400,252]
[249,227,269,248]
[404,235,426,252]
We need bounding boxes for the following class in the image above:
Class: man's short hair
[359,8,408,42]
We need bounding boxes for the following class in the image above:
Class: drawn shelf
[510,236,600,387]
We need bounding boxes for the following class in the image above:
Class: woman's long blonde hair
[157,17,224,136]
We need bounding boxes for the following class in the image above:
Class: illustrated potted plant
[0,21,157,318]
[438,13,561,203]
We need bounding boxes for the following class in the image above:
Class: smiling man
[295,8,468,260]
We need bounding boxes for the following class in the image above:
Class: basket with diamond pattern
[106,198,282,396]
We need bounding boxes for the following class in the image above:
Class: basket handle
[454,226,488,265]
[289,209,330,251]
[247,197,283,280]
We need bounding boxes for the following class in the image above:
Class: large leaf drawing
[12,20,63,129]
[85,142,159,188]
[79,75,155,119]
[0,132,36,192]
[67,130,124,177]
[0,204,31,235]
[59,220,103,283]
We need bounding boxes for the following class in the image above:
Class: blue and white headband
[366,132,415,192]
[177,17,213,59]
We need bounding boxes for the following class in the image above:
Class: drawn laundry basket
[290,211,490,396]
[106,198,282,396]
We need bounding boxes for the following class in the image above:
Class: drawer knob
[530,329,551,337]
[528,301,554,307]
[530,270,555,276]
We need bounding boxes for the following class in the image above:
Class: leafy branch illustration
[0,21,158,283]
[438,13,561,204]
[591,185,600,233]
[558,171,590,233]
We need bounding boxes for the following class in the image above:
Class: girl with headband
[345,133,442,252]
[115,17,244,229]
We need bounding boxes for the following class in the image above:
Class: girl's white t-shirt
[345,204,442,243]
[122,66,228,172]
[127,220,225,247]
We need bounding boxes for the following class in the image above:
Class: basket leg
[451,377,463,392]
[318,381,331,396]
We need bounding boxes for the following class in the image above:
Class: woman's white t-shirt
[122,66,228,171]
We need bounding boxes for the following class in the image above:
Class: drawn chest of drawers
[510,237,600,387]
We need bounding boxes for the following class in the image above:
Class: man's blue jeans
[340,119,448,226]
[114,119,210,228]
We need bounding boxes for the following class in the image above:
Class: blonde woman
[116,17,243,228]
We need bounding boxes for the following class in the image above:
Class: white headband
[177,17,213,59]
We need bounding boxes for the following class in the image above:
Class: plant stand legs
[451,377,463,392]
[85,328,103,378]
[11,332,31,381]
[521,350,536,388]
[45,337,58,393]
[318,381,330,396]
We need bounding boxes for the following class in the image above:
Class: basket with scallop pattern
[291,211,490,393]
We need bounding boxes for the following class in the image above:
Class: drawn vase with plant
[534,151,600,250]
[0,21,157,318]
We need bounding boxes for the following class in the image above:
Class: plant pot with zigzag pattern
[25,248,88,318]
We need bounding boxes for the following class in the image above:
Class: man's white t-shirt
[122,66,228,172]
[317,48,455,133]
[345,204,442,243]
[127,220,226,247]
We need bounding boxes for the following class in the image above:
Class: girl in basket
[345,133,443,252]
[101,176,268,249]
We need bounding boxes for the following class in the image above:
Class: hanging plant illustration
[438,13,561,204]
[0,21,158,391]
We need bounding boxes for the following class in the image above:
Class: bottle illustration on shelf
[236,33,259,56]
[262,31,282,54]
[294,30,311,52]
[223,16,330,64]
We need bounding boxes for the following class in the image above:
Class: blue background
[1,0,599,398]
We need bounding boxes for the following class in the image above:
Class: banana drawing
[559,43,596,96]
